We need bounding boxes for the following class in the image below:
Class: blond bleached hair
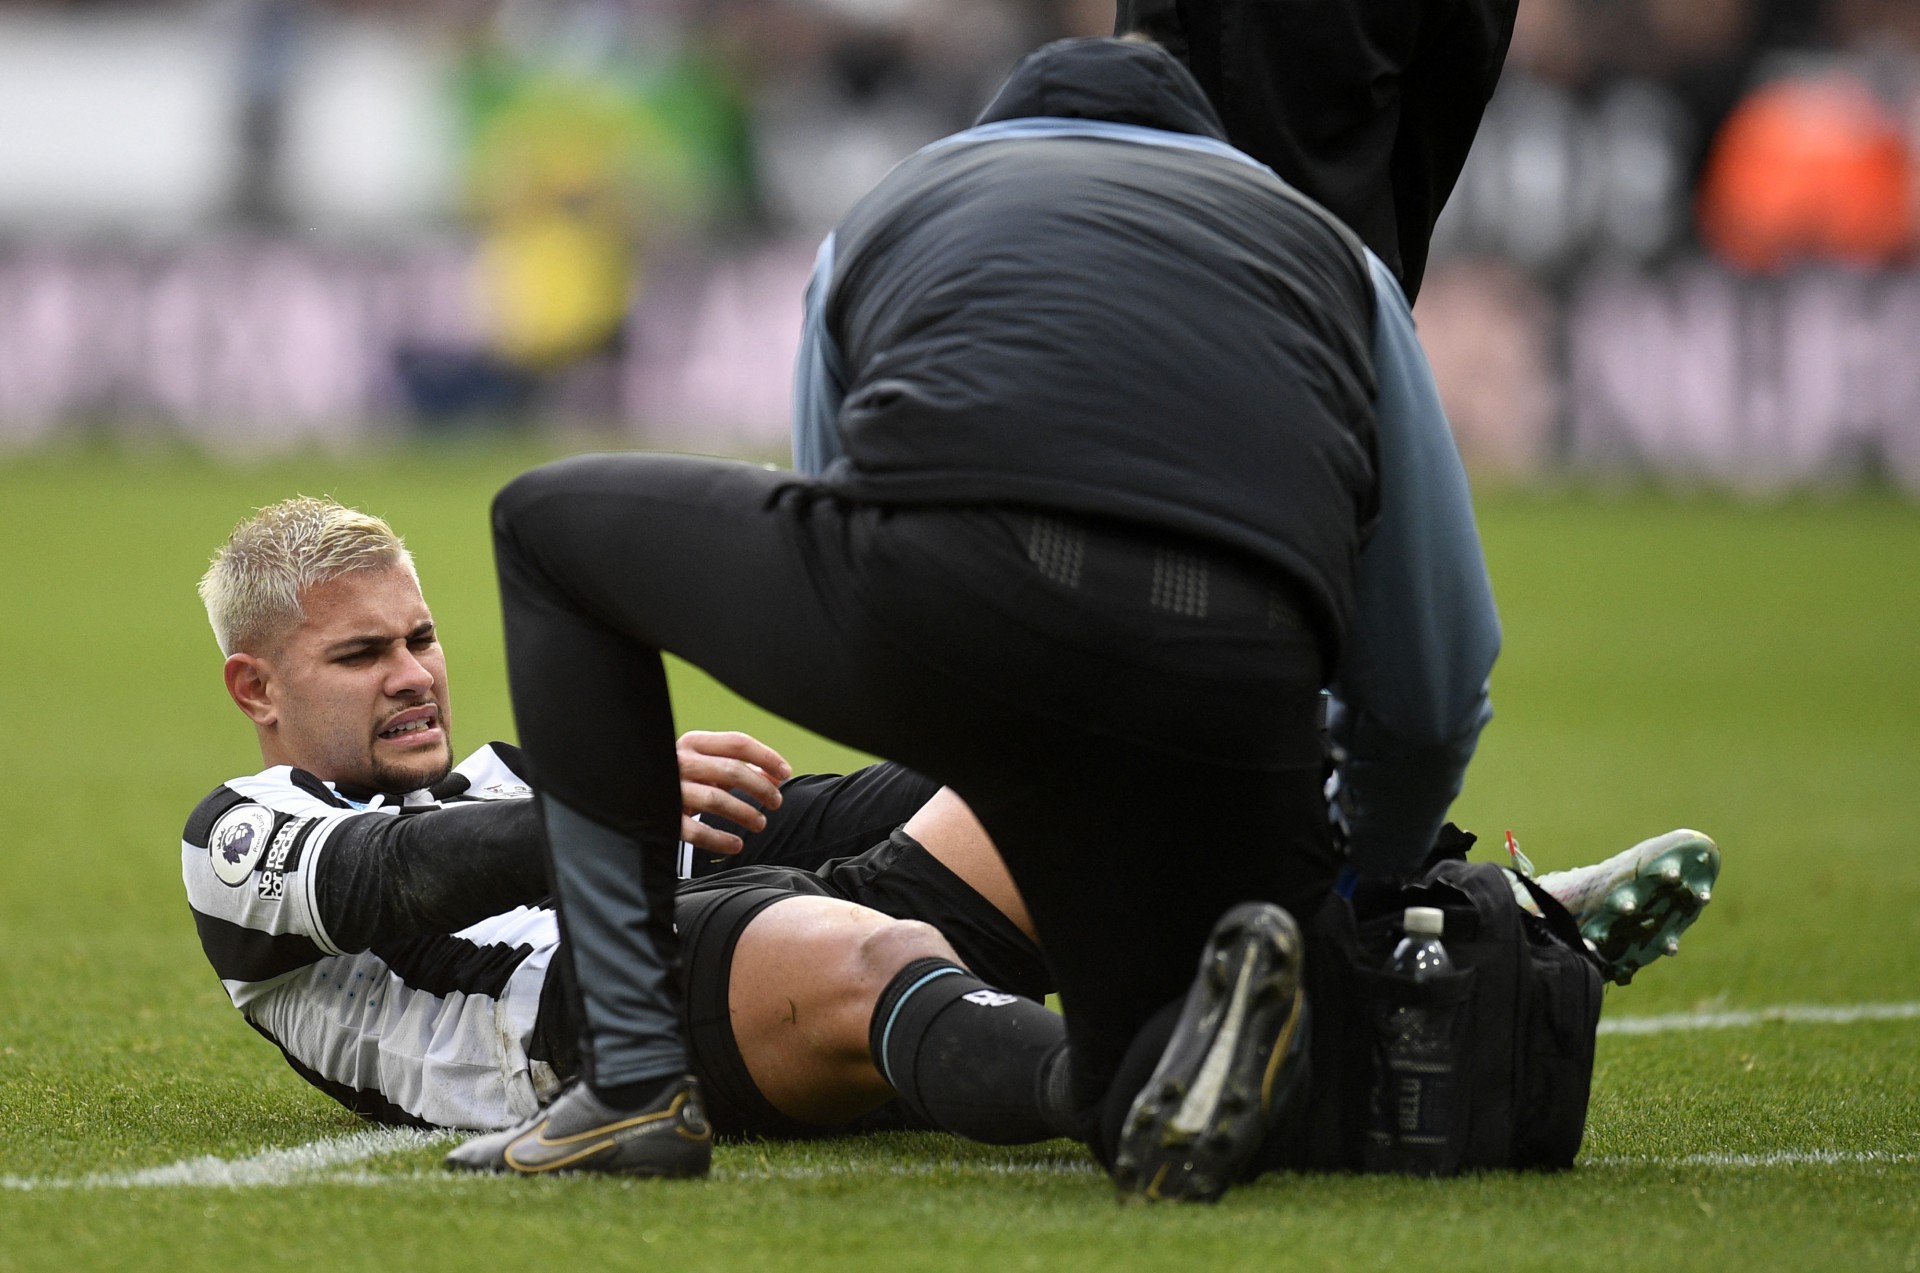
[199,496,416,656]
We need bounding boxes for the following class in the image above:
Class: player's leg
[798,823,1074,1142]
[901,787,1034,944]
[734,901,1074,1141]
[670,879,1074,1142]
[709,775,1043,993]
[675,883,909,1132]
[709,768,1041,985]
[727,900,943,1125]
[694,803,1070,1145]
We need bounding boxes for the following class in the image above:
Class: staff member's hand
[676,730,793,855]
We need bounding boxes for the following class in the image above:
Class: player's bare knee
[855,918,957,987]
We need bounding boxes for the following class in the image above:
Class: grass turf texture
[1,445,1916,1271]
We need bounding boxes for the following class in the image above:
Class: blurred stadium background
[0,0,1916,487]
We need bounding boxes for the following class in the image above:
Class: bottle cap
[1404,906,1445,936]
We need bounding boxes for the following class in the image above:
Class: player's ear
[224,653,278,726]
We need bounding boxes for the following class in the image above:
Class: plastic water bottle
[1392,906,1454,981]
[1369,905,1459,1175]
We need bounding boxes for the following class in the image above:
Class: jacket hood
[973,36,1227,141]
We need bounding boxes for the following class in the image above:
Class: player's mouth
[376,705,443,748]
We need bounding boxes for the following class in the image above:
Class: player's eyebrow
[323,621,433,658]
[323,634,394,658]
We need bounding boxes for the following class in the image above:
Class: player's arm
[320,732,796,946]
[1327,251,1501,880]
[182,776,548,985]
[313,799,549,950]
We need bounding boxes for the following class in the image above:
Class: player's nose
[386,648,436,695]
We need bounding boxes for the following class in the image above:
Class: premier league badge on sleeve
[208,804,277,887]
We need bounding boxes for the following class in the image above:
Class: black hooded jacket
[820,37,1381,642]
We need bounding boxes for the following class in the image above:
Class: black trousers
[492,453,1342,1118]
[1116,0,1519,301]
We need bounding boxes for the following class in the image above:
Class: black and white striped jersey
[181,744,563,1130]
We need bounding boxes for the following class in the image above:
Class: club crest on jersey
[208,804,276,887]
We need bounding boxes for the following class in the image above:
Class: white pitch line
[0,1127,449,1192]
[715,1158,1100,1183]
[1588,1150,1920,1168]
[1599,1001,1920,1035]
[0,1133,1080,1193]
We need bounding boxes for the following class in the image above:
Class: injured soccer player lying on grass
[182,497,1719,1168]
[185,496,1078,1147]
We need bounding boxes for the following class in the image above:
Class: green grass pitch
[1,444,1916,1271]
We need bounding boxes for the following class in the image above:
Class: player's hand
[676,730,793,855]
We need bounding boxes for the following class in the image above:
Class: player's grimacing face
[265,565,454,793]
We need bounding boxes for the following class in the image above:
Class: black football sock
[868,957,1078,1145]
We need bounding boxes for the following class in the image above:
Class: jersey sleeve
[181,768,382,1005]
[315,799,549,950]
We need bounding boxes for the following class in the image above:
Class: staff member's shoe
[1112,902,1307,1203]
[445,1076,712,1177]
